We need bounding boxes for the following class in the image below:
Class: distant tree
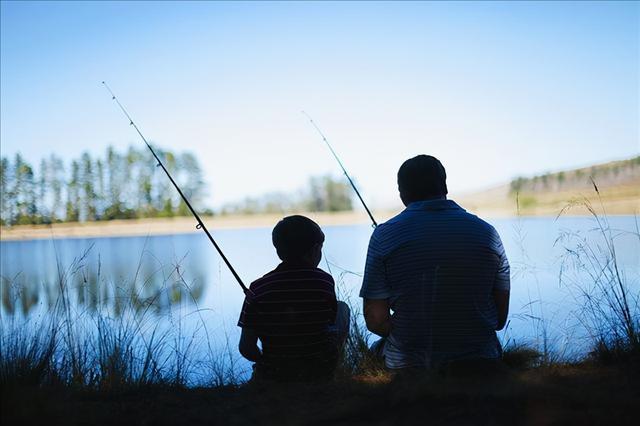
[221,175,353,214]
[324,176,352,211]
[80,152,97,221]
[38,158,49,223]
[13,154,39,224]
[2,145,209,225]
[307,176,327,212]
[179,152,205,209]
[557,171,565,186]
[95,158,105,219]
[137,149,155,217]
[0,157,13,225]
[104,146,124,220]
[66,160,80,222]
[305,175,352,212]
[48,154,65,222]
[510,177,526,194]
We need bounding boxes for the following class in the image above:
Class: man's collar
[405,199,464,212]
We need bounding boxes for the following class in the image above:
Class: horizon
[1,1,638,209]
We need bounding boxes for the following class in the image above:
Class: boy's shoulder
[249,265,334,293]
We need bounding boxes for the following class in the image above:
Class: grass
[0,243,245,390]
[1,185,639,425]
[556,181,640,365]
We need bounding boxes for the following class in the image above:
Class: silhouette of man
[238,215,350,382]
[360,155,510,373]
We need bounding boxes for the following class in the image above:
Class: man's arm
[360,229,392,337]
[238,328,262,362]
[363,298,391,337]
[491,228,511,331]
[493,290,509,331]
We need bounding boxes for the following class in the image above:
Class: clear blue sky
[1,1,638,208]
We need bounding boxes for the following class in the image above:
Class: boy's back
[238,263,338,380]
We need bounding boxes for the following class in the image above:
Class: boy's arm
[237,291,262,362]
[239,328,262,362]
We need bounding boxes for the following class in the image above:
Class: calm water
[1,216,639,381]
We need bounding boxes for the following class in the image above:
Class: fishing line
[301,111,377,227]
[102,81,249,294]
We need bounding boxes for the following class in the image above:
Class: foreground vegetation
[1,194,638,425]
[3,360,638,426]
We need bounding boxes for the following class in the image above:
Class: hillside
[458,156,640,216]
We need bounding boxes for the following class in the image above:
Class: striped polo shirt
[238,263,338,377]
[360,199,510,369]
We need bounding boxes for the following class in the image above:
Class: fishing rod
[102,81,249,294]
[301,111,377,227]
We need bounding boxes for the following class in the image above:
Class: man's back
[361,199,510,369]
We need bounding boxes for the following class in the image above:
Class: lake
[1,215,639,383]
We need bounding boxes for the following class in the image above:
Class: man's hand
[363,298,392,337]
[493,290,510,331]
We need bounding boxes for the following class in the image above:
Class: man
[360,155,510,373]
[238,215,350,382]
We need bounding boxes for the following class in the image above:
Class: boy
[238,215,350,382]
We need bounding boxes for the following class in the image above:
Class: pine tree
[105,146,123,220]
[80,152,97,221]
[66,160,80,222]
[38,158,49,223]
[13,154,38,224]
[96,158,105,219]
[49,154,65,222]
[0,157,12,225]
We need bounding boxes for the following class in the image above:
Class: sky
[1,1,638,209]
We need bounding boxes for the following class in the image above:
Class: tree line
[219,175,353,215]
[1,146,205,226]
[1,146,354,226]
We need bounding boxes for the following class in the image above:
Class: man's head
[272,215,325,266]
[397,155,448,206]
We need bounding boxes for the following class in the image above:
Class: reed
[0,244,241,389]
[557,181,639,364]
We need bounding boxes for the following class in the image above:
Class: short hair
[397,155,448,201]
[272,215,325,261]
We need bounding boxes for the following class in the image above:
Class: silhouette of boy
[238,215,350,382]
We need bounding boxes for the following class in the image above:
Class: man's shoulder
[375,202,498,239]
[372,209,410,238]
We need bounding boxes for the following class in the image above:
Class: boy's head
[272,215,325,266]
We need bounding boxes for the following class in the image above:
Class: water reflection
[1,236,206,315]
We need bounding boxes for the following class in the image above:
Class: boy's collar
[276,261,318,271]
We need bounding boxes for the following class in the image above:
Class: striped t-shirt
[238,263,338,378]
[360,199,510,369]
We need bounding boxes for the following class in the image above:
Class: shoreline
[0,211,381,241]
[1,207,637,242]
